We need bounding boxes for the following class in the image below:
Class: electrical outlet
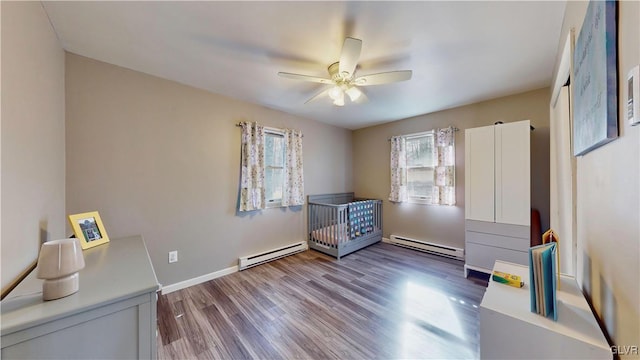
[168,251,178,263]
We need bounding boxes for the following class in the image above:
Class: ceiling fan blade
[339,37,362,78]
[304,87,330,104]
[278,72,334,84]
[354,70,412,86]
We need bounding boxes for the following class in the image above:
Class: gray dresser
[1,235,159,359]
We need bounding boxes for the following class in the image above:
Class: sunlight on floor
[399,281,476,359]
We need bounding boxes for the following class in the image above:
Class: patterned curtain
[239,122,265,211]
[432,126,456,205]
[282,128,304,206]
[389,136,408,203]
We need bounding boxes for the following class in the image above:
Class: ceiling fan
[278,37,412,106]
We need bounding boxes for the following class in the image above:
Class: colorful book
[492,271,524,288]
[541,242,558,321]
[534,247,545,315]
[543,229,561,290]
[529,247,537,313]
[529,241,558,320]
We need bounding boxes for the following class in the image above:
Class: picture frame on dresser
[68,211,110,250]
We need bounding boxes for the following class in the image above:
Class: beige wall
[65,53,352,286]
[352,88,550,250]
[0,2,66,290]
[554,1,640,352]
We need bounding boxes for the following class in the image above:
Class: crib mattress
[311,224,348,245]
[311,224,379,246]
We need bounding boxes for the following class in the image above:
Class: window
[264,130,285,207]
[389,126,456,206]
[239,122,304,212]
[406,132,435,204]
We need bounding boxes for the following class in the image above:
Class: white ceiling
[42,1,566,130]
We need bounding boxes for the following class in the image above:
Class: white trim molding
[160,265,238,295]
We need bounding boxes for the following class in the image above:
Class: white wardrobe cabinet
[464,120,531,276]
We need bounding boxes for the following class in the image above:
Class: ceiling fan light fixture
[328,85,343,101]
[333,89,345,106]
[345,86,362,102]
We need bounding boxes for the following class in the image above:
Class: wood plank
[174,297,219,357]
[156,290,180,345]
[157,242,489,359]
[201,303,254,359]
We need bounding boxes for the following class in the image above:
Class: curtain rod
[387,127,459,141]
[235,123,304,137]
[236,122,461,132]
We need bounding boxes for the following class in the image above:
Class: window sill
[266,201,283,209]
[408,199,434,205]
[406,199,456,207]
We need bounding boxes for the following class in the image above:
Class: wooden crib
[307,193,382,259]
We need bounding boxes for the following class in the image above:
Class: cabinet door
[495,120,530,226]
[465,125,495,222]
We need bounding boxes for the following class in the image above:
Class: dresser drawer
[465,220,529,239]
[466,242,528,270]
[466,230,530,252]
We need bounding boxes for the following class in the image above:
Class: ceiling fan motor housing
[328,62,350,82]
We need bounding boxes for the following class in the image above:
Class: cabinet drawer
[466,230,529,252]
[466,242,528,270]
[465,220,529,239]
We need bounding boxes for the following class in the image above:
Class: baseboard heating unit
[239,241,307,270]
[389,235,464,260]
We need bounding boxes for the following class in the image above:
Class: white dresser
[464,120,531,276]
[1,235,160,359]
[480,261,611,359]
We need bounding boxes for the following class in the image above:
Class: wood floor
[157,242,489,359]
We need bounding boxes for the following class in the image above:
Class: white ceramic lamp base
[42,272,80,300]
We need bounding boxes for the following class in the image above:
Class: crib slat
[326,206,332,247]
[328,206,332,247]
[308,203,312,242]
[333,207,337,248]
[341,207,346,244]
[324,206,328,246]
[329,206,333,247]
[338,208,342,244]
[321,205,326,245]
[332,206,337,245]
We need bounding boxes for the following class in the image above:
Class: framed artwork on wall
[572,0,618,156]
[68,211,110,250]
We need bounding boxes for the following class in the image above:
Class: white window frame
[264,128,285,208]
[404,131,436,205]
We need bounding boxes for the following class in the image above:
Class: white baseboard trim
[382,237,392,243]
[160,265,238,295]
